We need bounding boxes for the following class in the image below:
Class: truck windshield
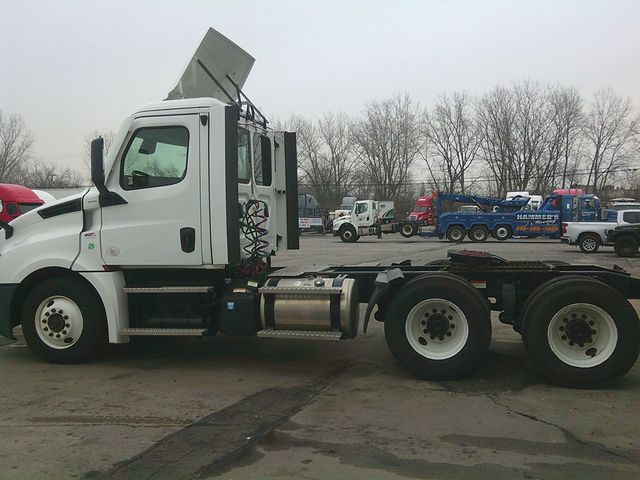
[18,203,41,213]
[413,206,429,212]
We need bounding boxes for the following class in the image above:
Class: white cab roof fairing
[167,27,255,103]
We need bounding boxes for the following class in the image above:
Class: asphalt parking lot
[1,235,639,480]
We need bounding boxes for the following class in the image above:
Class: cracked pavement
[1,236,639,479]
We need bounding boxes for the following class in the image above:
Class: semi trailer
[0,28,639,388]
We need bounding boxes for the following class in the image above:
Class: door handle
[180,227,196,253]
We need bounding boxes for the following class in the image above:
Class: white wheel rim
[582,238,597,251]
[473,229,485,241]
[547,303,617,368]
[35,296,84,349]
[343,230,352,239]
[402,225,413,235]
[405,298,470,360]
[496,227,508,239]
[450,229,463,241]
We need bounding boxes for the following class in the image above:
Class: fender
[362,268,404,333]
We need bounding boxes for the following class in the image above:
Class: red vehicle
[407,195,434,225]
[553,188,584,196]
[0,184,44,223]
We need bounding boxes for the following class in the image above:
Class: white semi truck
[332,199,424,241]
[0,29,639,387]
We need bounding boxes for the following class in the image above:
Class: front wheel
[384,274,491,380]
[21,278,107,363]
[492,225,511,241]
[614,236,639,257]
[339,225,359,243]
[522,277,639,387]
[578,234,600,253]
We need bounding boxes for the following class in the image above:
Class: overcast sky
[1,0,639,176]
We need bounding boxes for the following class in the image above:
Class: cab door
[353,201,371,227]
[100,114,203,266]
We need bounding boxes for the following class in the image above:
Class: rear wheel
[446,226,466,243]
[339,225,359,243]
[469,225,489,243]
[522,277,639,387]
[21,278,107,363]
[400,222,417,238]
[578,234,600,253]
[385,274,491,380]
[492,225,511,241]
[614,236,639,257]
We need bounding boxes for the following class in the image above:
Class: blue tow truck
[419,192,602,242]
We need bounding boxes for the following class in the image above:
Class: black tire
[469,225,489,243]
[614,236,639,257]
[578,234,600,253]
[492,225,511,241]
[384,273,491,380]
[21,277,107,364]
[339,225,359,243]
[446,225,466,243]
[399,222,417,238]
[522,277,640,388]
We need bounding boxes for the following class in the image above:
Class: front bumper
[0,284,18,339]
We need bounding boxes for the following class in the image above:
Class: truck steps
[257,329,343,341]
[124,286,215,294]
[118,328,207,336]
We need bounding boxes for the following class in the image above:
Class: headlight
[0,199,3,213]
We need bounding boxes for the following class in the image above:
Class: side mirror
[91,137,106,192]
[90,136,127,207]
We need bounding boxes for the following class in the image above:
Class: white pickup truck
[562,209,640,252]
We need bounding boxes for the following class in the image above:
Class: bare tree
[290,113,357,208]
[583,89,639,195]
[351,94,423,200]
[23,162,83,189]
[0,110,34,183]
[423,92,479,193]
[84,129,116,169]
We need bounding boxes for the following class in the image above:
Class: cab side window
[238,128,251,184]
[623,211,640,223]
[121,126,189,190]
[355,203,368,215]
[6,203,18,217]
[253,134,272,186]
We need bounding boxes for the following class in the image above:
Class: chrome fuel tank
[259,277,360,338]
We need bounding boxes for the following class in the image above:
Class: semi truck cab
[0,184,44,223]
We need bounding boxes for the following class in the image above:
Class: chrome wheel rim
[35,296,83,349]
[405,298,469,360]
[582,238,597,252]
[547,303,617,368]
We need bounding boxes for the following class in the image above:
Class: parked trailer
[421,192,602,242]
[1,28,639,388]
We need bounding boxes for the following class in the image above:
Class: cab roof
[134,97,227,115]
[0,184,43,203]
